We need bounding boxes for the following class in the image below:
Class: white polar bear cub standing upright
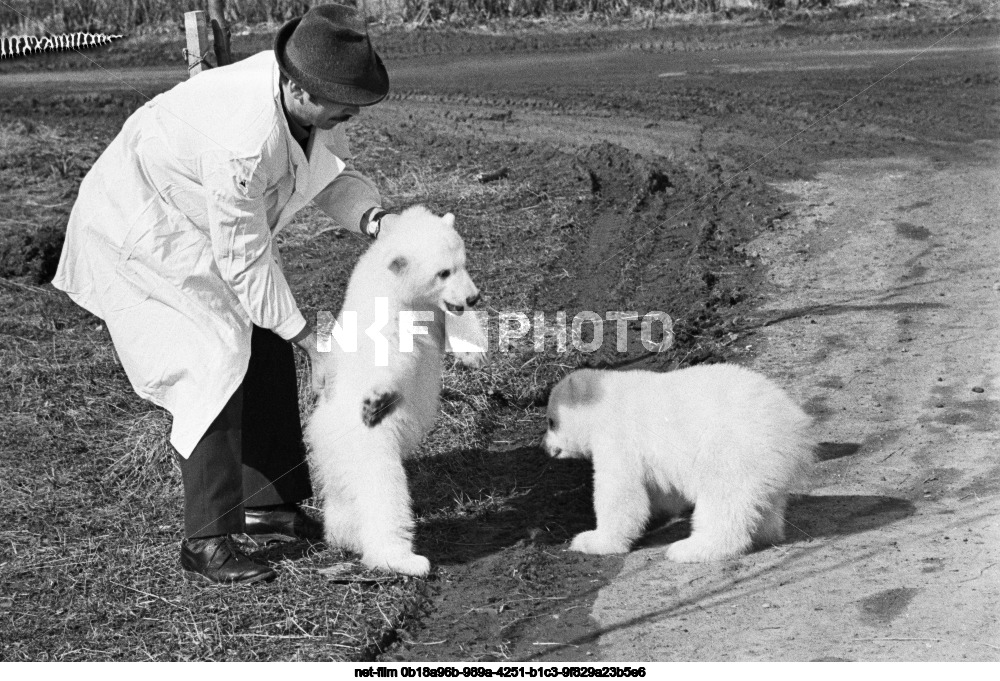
[543,364,815,562]
[305,206,484,576]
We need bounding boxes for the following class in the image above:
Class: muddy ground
[1,6,998,663]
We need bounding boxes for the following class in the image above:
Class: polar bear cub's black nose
[466,292,480,307]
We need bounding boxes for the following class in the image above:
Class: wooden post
[184,10,210,77]
[208,0,232,68]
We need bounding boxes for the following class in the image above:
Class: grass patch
[0,118,104,282]
[0,98,600,660]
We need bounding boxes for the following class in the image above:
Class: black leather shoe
[244,503,323,542]
[180,535,277,585]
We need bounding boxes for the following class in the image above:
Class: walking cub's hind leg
[351,442,430,577]
[754,493,789,546]
[666,491,757,563]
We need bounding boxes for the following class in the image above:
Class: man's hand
[291,324,327,395]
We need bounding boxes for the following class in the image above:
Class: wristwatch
[360,207,389,239]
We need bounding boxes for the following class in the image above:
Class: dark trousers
[179,326,313,539]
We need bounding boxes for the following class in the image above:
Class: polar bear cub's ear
[566,370,602,406]
[566,373,582,402]
[442,213,455,228]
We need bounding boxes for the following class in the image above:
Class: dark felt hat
[274,3,389,106]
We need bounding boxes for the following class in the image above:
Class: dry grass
[0,282,422,661]
[0,94,589,661]
[0,118,105,282]
[0,112,434,662]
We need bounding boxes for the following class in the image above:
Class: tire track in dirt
[1,7,992,75]
[371,15,997,60]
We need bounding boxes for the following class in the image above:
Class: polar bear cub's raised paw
[361,390,400,428]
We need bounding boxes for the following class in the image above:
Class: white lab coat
[52,51,381,457]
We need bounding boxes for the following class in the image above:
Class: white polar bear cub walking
[305,206,483,576]
[543,364,814,562]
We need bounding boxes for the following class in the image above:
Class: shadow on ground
[416,438,913,563]
[386,438,916,662]
[412,446,597,566]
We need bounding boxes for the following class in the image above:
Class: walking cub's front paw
[569,530,630,555]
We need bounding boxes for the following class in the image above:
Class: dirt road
[586,145,1000,662]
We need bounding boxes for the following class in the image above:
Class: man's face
[284,80,360,129]
[301,92,360,129]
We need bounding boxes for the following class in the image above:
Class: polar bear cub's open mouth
[380,208,480,316]
[382,207,488,366]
